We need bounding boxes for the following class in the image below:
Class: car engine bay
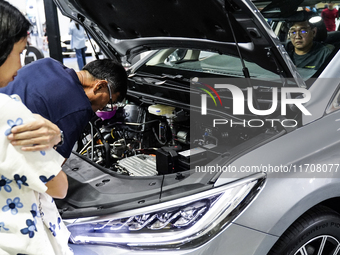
[76,97,272,177]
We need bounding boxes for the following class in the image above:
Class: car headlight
[67,173,265,250]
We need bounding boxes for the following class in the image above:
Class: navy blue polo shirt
[0,58,94,158]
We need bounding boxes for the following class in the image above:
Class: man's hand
[7,114,61,151]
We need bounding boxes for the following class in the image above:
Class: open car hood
[53,0,300,75]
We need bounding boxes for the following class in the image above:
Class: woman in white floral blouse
[0,1,72,254]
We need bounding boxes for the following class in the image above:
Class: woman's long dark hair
[0,0,31,66]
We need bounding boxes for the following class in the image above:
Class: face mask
[96,105,117,120]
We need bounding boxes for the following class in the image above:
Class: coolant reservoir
[148,104,175,117]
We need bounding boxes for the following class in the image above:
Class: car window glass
[326,88,340,114]
[164,49,187,64]
[146,49,281,82]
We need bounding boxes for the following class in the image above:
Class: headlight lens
[67,173,265,249]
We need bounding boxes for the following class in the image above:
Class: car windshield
[144,49,282,82]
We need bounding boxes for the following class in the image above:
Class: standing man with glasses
[287,20,332,70]
[0,58,127,159]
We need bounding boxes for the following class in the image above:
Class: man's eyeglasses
[289,28,310,38]
[105,84,115,112]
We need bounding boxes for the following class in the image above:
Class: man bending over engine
[0,58,127,158]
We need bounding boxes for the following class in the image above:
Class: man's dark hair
[0,0,31,66]
[83,59,128,102]
[288,20,316,30]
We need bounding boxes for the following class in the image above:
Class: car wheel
[268,205,340,255]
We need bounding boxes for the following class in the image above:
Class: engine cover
[117,154,157,176]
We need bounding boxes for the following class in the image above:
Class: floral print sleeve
[0,94,64,193]
[0,94,72,255]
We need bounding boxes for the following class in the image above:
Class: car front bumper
[69,222,278,255]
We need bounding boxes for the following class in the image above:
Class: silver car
[54,0,340,254]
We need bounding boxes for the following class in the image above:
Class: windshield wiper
[129,72,190,83]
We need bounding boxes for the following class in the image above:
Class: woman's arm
[7,114,62,151]
[45,170,68,199]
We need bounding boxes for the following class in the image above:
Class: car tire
[268,205,340,255]
[24,46,44,65]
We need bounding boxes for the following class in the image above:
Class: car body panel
[59,153,164,218]
[303,51,340,124]
[216,108,340,234]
